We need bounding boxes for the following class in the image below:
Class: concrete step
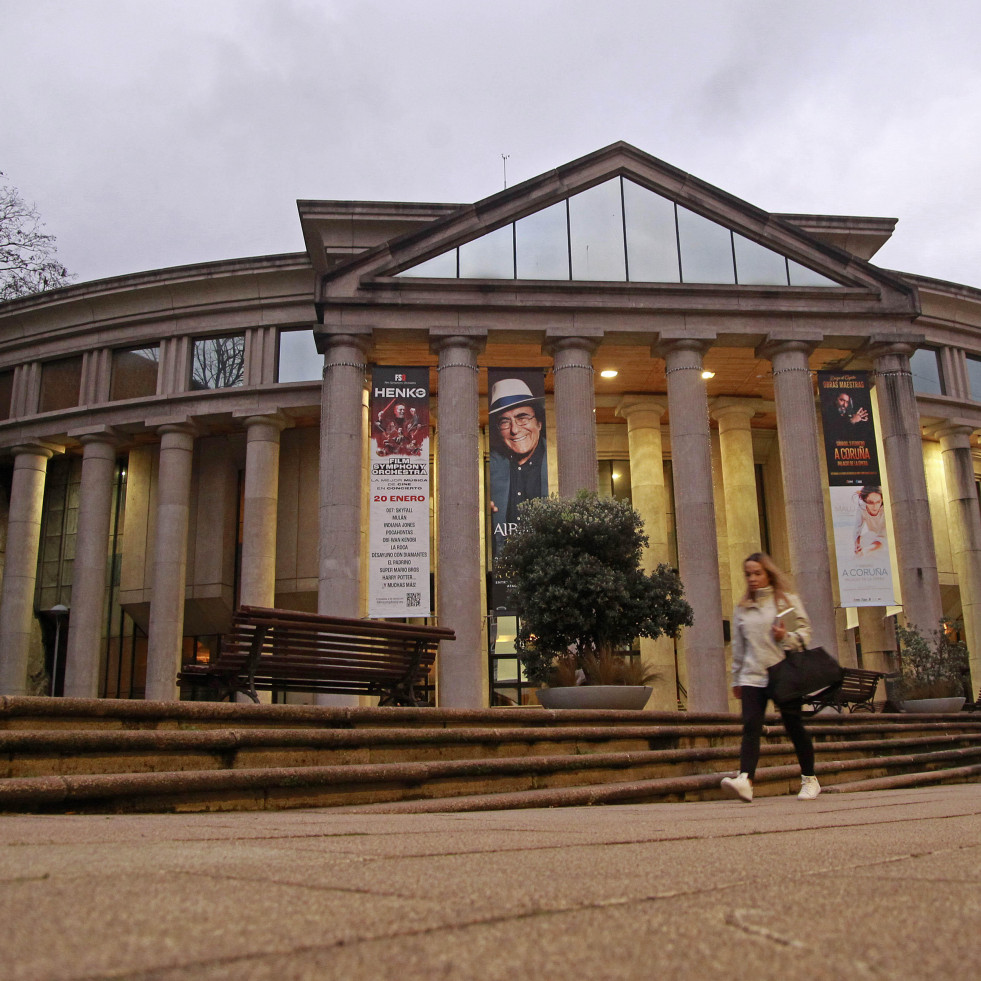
[2,737,979,814]
[4,717,980,779]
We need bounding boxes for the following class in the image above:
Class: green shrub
[498,491,693,687]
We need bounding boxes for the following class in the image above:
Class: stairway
[1,696,979,814]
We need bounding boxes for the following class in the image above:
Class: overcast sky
[5,0,981,290]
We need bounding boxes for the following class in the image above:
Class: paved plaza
[1,784,978,980]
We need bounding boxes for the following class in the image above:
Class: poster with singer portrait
[488,367,549,613]
[818,370,895,607]
[368,366,431,617]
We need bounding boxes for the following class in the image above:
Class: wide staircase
[2,695,980,814]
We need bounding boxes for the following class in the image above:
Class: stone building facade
[1,143,979,710]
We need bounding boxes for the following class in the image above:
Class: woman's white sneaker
[798,775,821,800]
[721,772,753,802]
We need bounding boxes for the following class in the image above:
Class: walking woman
[721,552,821,802]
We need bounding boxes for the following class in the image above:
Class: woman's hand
[732,685,742,699]
[772,619,787,643]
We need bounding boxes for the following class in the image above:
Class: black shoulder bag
[767,647,844,705]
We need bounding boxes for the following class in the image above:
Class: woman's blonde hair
[739,551,794,608]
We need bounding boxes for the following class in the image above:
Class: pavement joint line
[74,875,788,981]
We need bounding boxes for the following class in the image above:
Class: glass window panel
[677,207,735,283]
[398,250,457,278]
[190,334,245,390]
[0,369,13,421]
[733,233,789,286]
[277,329,323,382]
[967,355,981,401]
[787,260,839,287]
[110,346,159,401]
[622,178,680,282]
[493,658,520,682]
[909,348,944,396]
[39,356,83,412]
[569,178,626,281]
[459,224,514,279]
[515,201,569,280]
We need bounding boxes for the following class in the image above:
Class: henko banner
[368,366,430,617]
[817,370,895,607]
[487,367,549,613]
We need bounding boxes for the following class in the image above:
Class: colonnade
[1,330,978,706]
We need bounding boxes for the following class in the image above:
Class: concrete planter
[902,696,966,714]
[535,685,652,710]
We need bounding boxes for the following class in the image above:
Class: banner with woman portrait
[817,371,895,606]
[487,368,549,613]
[368,366,430,617]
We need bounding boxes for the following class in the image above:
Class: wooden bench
[177,605,455,706]
[803,667,883,713]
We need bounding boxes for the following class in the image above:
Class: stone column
[63,431,117,698]
[144,424,196,701]
[759,337,837,653]
[0,444,55,695]
[869,338,943,637]
[547,334,600,495]
[617,395,677,710]
[317,331,370,618]
[431,331,486,708]
[936,423,981,690]
[656,336,728,712]
[239,414,287,609]
[711,401,764,604]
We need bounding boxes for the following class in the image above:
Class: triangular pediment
[325,143,913,299]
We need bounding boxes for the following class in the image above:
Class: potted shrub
[894,620,970,713]
[497,491,693,708]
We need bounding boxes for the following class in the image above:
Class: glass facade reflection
[515,201,569,280]
[398,175,841,288]
[910,348,945,395]
[278,329,323,383]
[569,178,626,281]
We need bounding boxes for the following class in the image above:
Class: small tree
[498,491,693,686]
[1,174,74,301]
[895,620,969,701]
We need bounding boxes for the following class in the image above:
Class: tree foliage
[1,174,74,301]
[498,491,694,686]
[895,620,969,700]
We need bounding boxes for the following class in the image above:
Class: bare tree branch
[0,173,76,301]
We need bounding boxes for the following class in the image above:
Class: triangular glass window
[396,176,843,287]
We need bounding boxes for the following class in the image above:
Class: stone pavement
[1,784,978,980]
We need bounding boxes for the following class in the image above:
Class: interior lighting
[701,370,716,379]
[600,369,618,378]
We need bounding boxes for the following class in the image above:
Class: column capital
[543,331,602,358]
[156,421,198,439]
[755,332,823,360]
[7,441,62,460]
[652,331,716,360]
[70,426,119,448]
[861,332,925,363]
[616,394,667,422]
[235,411,290,434]
[315,328,373,361]
[931,422,977,448]
[710,397,771,424]
[429,329,487,357]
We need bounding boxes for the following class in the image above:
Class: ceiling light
[600,369,618,378]
[701,370,716,380]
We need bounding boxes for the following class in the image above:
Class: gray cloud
[4,0,980,287]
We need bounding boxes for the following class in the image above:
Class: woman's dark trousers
[739,684,815,779]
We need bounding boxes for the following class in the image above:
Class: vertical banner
[488,368,549,613]
[368,367,430,617]
[818,371,895,606]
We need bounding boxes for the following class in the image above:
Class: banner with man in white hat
[487,368,549,612]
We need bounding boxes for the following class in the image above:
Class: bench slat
[177,607,452,706]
